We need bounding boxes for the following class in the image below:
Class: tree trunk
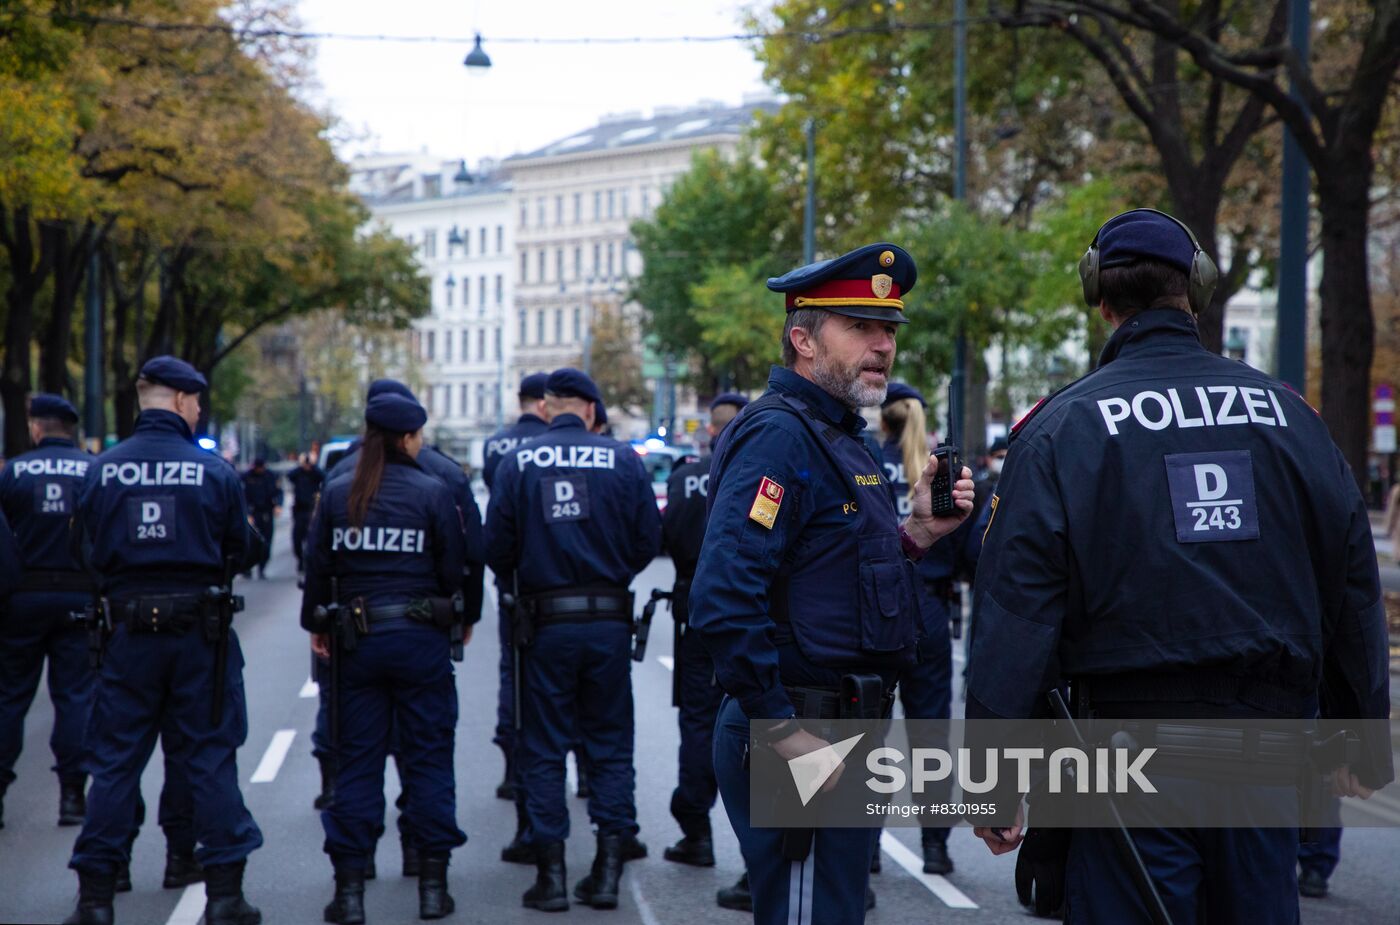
[0,206,51,457]
[1315,172,1374,491]
[1165,182,1225,354]
[966,348,989,456]
[38,220,94,396]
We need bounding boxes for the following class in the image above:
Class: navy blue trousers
[70,624,262,873]
[671,621,722,831]
[250,510,274,569]
[714,696,878,925]
[1064,783,1300,924]
[0,591,94,786]
[320,621,464,868]
[519,621,635,845]
[292,509,312,570]
[897,589,953,847]
[494,592,514,757]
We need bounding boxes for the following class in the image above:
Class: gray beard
[811,353,888,410]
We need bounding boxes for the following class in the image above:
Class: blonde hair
[880,398,929,498]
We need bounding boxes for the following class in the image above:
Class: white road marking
[657,655,675,672]
[627,875,662,925]
[299,677,319,698]
[250,729,297,784]
[879,831,978,908]
[163,883,207,925]
[566,750,579,795]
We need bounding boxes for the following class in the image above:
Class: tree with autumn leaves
[0,1,426,456]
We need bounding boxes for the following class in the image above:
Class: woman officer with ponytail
[301,391,468,924]
[878,383,981,876]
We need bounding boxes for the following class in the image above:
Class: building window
[445,278,454,309]
[573,307,581,343]
[496,225,504,253]
[495,274,503,305]
[554,309,563,344]
[494,326,502,360]
[519,202,527,228]
[461,329,470,360]
[537,249,546,282]
[642,188,650,215]
[555,195,564,225]
[520,251,528,283]
[573,193,582,224]
[536,197,545,227]
[423,229,437,260]
[621,189,629,218]
[477,328,486,361]
[477,383,488,418]
[479,276,487,313]
[426,330,436,361]
[556,248,564,282]
[592,243,601,278]
[536,310,545,345]
[607,242,615,279]
[593,190,602,221]
[460,384,468,417]
[607,190,615,219]
[573,247,582,280]
[479,226,487,255]
[444,328,453,363]
[518,310,527,345]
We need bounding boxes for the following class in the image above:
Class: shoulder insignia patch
[749,476,784,529]
[982,493,1000,544]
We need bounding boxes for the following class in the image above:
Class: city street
[2,507,1398,924]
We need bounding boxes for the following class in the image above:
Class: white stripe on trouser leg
[801,851,815,924]
[787,859,804,925]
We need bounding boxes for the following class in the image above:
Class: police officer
[689,244,975,925]
[482,373,550,801]
[286,453,325,574]
[967,210,1394,922]
[659,394,747,877]
[485,368,661,912]
[66,356,263,925]
[302,391,471,924]
[240,458,281,579]
[0,394,95,830]
[319,379,484,872]
[876,383,980,875]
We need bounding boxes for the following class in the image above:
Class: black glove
[1014,826,1070,919]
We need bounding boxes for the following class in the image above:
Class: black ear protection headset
[1078,208,1219,316]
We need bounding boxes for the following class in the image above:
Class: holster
[408,593,462,630]
[840,673,892,720]
[511,597,536,649]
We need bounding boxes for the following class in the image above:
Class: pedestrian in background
[240,459,281,580]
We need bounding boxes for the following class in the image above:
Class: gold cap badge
[871,274,893,299]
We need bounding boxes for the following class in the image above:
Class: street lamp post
[949,0,969,454]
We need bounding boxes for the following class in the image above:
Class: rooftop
[506,98,779,162]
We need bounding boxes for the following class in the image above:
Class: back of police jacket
[76,410,256,598]
[484,414,661,593]
[970,309,1392,788]
[0,437,93,574]
[300,454,466,628]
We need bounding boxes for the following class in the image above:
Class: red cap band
[784,278,902,308]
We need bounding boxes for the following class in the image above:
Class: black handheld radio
[930,381,961,516]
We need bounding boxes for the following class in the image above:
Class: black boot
[921,836,953,875]
[364,849,376,882]
[716,873,751,912]
[1299,868,1329,898]
[522,841,568,912]
[620,831,647,862]
[501,800,534,865]
[323,863,365,925]
[114,861,132,894]
[663,816,715,867]
[573,832,623,910]
[402,834,421,877]
[63,869,116,925]
[418,854,454,920]
[164,846,204,889]
[870,850,881,873]
[203,861,262,925]
[314,758,335,811]
[866,886,876,910]
[59,775,87,826]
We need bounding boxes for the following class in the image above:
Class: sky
[295,0,772,166]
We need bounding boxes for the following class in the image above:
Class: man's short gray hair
[782,308,829,367]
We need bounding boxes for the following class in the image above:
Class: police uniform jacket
[329,441,484,570]
[0,508,19,600]
[484,414,660,594]
[76,410,257,599]
[240,468,282,514]
[300,453,466,627]
[287,465,325,512]
[661,453,710,579]
[482,413,548,490]
[688,366,923,721]
[969,310,1392,786]
[0,437,93,585]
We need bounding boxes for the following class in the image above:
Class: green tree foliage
[690,261,785,391]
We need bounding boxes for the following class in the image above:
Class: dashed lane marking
[163,884,206,925]
[299,677,319,698]
[658,656,674,672]
[879,831,978,909]
[250,729,297,784]
[627,875,662,925]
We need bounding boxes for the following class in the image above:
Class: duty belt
[1081,671,1310,717]
[788,684,896,721]
[523,588,632,624]
[1096,719,1307,786]
[17,569,94,594]
[115,594,209,634]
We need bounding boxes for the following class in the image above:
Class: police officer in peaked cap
[967,210,1394,922]
[659,393,748,879]
[484,367,661,912]
[0,394,96,831]
[302,391,471,924]
[482,372,551,804]
[66,356,264,925]
[688,244,976,925]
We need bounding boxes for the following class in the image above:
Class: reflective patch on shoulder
[749,476,784,529]
[1164,451,1259,543]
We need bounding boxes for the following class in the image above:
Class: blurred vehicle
[316,437,356,474]
[631,441,696,513]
